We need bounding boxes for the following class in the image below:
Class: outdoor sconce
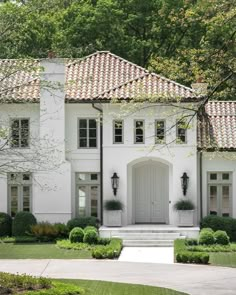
[181,172,189,196]
[111,172,119,196]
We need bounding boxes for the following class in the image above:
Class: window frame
[176,120,187,144]
[134,119,145,144]
[10,118,30,148]
[113,120,124,144]
[155,119,166,144]
[77,118,97,149]
[207,172,232,217]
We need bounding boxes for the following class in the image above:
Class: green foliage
[56,239,90,251]
[173,199,195,210]
[214,230,230,245]
[104,200,124,211]
[97,237,111,245]
[69,227,84,243]
[30,222,68,242]
[0,212,12,237]
[200,215,236,241]
[84,226,98,233]
[83,230,98,245]
[185,238,198,246]
[199,230,215,245]
[67,217,98,231]
[187,244,236,252]
[92,238,122,259]
[200,228,214,234]
[0,272,83,295]
[12,211,37,236]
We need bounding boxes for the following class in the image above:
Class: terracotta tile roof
[198,101,236,150]
[0,51,194,102]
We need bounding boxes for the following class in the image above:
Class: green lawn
[59,279,188,295]
[0,243,92,259]
[210,252,236,268]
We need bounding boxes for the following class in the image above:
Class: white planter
[103,210,122,227]
[177,210,194,227]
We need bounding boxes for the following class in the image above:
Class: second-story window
[155,120,165,143]
[78,119,97,148]
[11,119,29,148]
[176,120,187,144]
[134,120,144,143]
[113,120,123,144]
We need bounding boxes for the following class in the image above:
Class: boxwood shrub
[12,212,37,236]
[69,227,84,243]
[0,212,12,237]
[214,230,230,245]
[199,230,215,245]
[67,217,98,231]
[83,229,98,244]
[92,238,122,259]
[200,215,236,241]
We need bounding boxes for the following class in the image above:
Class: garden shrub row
[69,226,98,244]
[0,272,83,295]
[0,213,12,237]
[174,239,209,264]
[201,215,236,241]
[92,238,122,259]
[199,228,230,245]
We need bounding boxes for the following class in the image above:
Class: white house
[0,51,235,228]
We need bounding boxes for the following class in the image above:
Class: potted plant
[103,199,124,227]
[174,199,195,227]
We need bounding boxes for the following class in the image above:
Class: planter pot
[177,210,194,227]
[103,210,122,227]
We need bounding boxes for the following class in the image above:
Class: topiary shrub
[67,217,98,231]
[69,227,84,243]
[84,226,97,233]
[201,228,214,234]
[83,229,98,244]
[199,230,215,245]
[12,212,37,236]
[214,230,230,245]
[0,212,12,237]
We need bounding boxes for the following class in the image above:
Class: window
[76,173,100,219]
[78,119,97,148]
[11,119,29,148]
[134,120,144,144]
[208,172,232,217]
[113,120,123,144]
[155,120,165,143]
[176,120,187,144]
[8,173,32,217]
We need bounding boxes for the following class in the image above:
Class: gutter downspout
[92,103,103,225]
[199,151,203,221]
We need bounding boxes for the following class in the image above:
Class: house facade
[0,52,235,226]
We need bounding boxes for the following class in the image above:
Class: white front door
[134,161,168,223]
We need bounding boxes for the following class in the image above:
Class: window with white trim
[134,120,144,144]
[8,173,32,217]
[76,173,100,219]
[176,120,187,144]
[78,119,97,148]
[208,172,232,217]
[155,120,165,143]
[11,119,29,148]
[113,120,123,144]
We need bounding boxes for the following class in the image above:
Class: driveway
[0,259,236,295]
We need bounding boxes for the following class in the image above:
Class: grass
[59,279,188,295]
[210,252,236,268]
[0,243,92,259]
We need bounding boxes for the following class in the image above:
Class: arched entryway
[132,160,169,223]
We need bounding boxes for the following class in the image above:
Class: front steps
[99,225,199,247]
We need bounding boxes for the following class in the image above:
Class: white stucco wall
[202,152,236,218]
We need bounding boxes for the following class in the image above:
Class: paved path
[118,247,174,264]
[0,259,236,295]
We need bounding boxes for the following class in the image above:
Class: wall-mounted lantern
[111,172,119,196]
[181,172,189,196]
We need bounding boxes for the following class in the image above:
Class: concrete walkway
[0,259,236,295]
[118,247,174,264]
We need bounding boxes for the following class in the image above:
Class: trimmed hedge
[12,212,37,236]
[174,239,209,264]
[67,217,98,231]
[84,226,97,233]
[92,238,122,259]
[69,227,84,243]
[199,230,215,245]
[214,230,230,245]
[83,230,98,244]
[0,212,12,237]
[200,215,236,241]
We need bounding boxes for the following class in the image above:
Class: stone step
[123,239,174,247]
[113,232,181,240]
